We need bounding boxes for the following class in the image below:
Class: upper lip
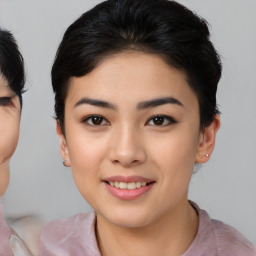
[103,175,155,183]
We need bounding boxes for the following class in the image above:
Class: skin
[57,52,220,256]
[0,75,21,196]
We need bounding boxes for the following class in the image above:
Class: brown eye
[91,116,103,125]
[84,115,109,126]
[146,115,176,126]
[152,116,165,125]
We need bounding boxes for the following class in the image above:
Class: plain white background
[0,0,255,245]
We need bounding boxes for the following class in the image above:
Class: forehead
[67,52,198,106]
[0,73,18,95]
[0,74,8,86]
[0,75,11,93]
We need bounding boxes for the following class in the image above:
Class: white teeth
[136,182,141,188]
[114,181,119,188]
[119,182,128,189]
[108,181,147,190]
[128,182,136,190]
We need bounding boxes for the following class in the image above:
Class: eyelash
[146,115,177,126]
[82,114,176,127]
[0,97,12,106]
[83,115,110,126]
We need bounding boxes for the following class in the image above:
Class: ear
[56,121,71,167]
[195,115,220,163]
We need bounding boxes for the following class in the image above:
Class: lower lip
[104,182,154,200]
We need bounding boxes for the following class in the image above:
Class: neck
[0,162,9,196]
[96,199,198,256]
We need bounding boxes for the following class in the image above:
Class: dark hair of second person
[0,29,25,101]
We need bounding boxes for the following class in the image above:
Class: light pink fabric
[182,202,256,256]
[0,201,32,256]
[40,213,100,256]
[0,201,13,256]
[40,202,256,256]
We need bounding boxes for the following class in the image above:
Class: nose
[108,125,146,167]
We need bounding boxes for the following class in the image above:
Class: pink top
[40,202,256,256]
[0,202,13,256]
[0,201,32,256]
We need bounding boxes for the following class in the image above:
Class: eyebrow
[137,97,183,110]
[74,97,116,110]
[74,96,183,110]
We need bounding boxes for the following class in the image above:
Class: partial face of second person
[58,52,219,228]
[0,75,20,195]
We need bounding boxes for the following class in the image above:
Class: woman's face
[58,52,218,228]
[0,75,21,195]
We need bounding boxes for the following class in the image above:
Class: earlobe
[195,115,220,163]
[56,121,71,166]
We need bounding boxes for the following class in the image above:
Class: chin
[100,207,153,229]
[112,217,150,229]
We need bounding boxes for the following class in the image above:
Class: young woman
[40,0,256,255]
[0,29,32,256]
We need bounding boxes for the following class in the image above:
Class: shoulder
[186,201,256,256]
[210,219,256,256]
[40,211,100,256]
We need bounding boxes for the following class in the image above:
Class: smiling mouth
[104,181,155,190]
[103,177,155,200]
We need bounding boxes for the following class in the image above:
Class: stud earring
[63,159,71,167]
[206,154,209,157]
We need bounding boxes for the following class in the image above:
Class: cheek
[148,128,199,186]
[66,131,108,190]
[0,116,20,164]
[150,130,198,166]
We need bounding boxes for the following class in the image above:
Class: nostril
[109,146,146,166]
[112,160,119,165]
[112,158,141,167]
